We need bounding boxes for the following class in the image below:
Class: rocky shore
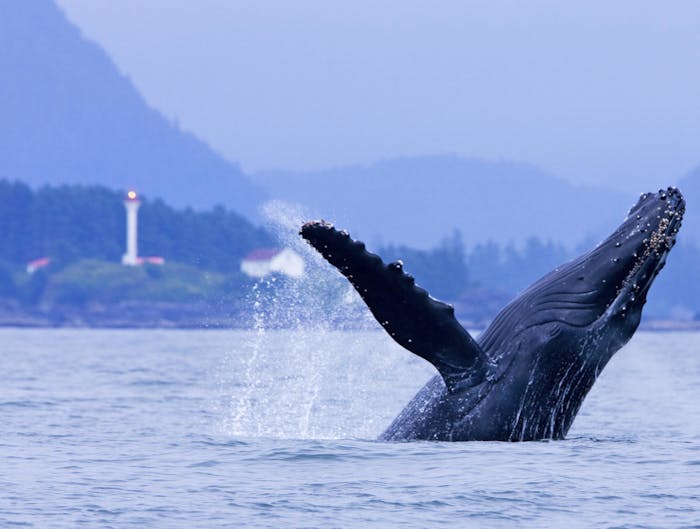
[0,298,247,329]
[0,297,698,331]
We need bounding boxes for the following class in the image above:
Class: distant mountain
[252,156,633,248]
[0,0,265,217]
[677,169,698,244]
[638,170,698,320]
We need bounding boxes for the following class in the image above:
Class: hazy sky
[56,0,700,189]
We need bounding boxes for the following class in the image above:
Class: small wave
[128,379,178,387]
[0,400,56,408]
[566,434,639,444]
[194,435,249,448]
[188,459,221,468]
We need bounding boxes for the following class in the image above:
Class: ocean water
[1,328,699,529]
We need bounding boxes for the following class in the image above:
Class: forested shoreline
[0,179,697,327]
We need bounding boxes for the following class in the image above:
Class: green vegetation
[379,230,469,300]
[380,235,700,321]
[0,179,271,310]
[39,260,245,305]
[0,0,264,216]
[0,178,697,323]
[0,180,273,269]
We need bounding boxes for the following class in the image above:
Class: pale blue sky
[56,0,700,189]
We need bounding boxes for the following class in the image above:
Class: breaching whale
[300,188,685,441]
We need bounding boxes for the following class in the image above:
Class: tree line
[379,232,700,320]
[0,179,273,271]
[0,178,696,319]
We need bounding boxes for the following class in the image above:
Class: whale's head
[583,186,684,329]
[481,187,685,360]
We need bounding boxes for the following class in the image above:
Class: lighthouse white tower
[122,190,141,266]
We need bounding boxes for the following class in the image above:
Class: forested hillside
[0,179,696,325]
[377,231,700,323]
[0,180,272,270]
[0,0,265,216]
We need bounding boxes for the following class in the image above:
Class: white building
[240,248,305,279]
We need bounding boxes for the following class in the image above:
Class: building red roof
[26,257,51,274]
[137,256,165,265]
[27,257,51,268]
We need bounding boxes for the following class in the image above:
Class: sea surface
[1,328,699,528]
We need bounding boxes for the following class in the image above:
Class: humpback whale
[300,188,685,441]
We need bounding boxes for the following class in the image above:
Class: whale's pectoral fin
[300,220,490,391]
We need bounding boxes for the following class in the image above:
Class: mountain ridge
[0,0,265,218]
[251,155,635,249]
[2,1,695,250]
[677,169,699,244]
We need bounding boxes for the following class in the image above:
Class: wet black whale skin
[301,188,685,441]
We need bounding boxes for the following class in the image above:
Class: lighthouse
[122,190,141,266]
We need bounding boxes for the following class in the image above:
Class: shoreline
[0,299,698,332]
[0,300,247,329]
